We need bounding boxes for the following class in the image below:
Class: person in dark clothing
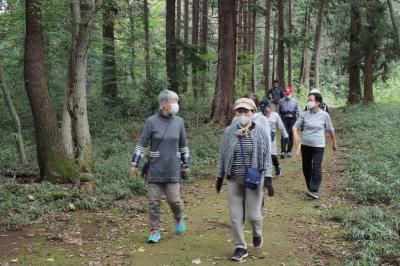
[266,80,284,110]
[278,86,299,159]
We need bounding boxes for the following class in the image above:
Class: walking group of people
[129,83,337,261]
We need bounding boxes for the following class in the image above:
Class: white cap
[310,89,320,94]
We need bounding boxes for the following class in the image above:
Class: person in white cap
[304,89,329,113]
[215,98,273,262]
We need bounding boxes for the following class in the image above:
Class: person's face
[273,82,278,87]
[235,108,252,117]
[162,98,179,113]
[235,108,254,126]
[308,95,320,109]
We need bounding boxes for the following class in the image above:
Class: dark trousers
[271,155,279,167]
[280,116,296,153]
[301,145,324,193]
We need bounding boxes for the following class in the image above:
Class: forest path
[0,115,347,266]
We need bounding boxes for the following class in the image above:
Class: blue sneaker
[175,217,186,234]
[147,230,161,243]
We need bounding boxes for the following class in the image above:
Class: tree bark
[277,0,285,88]
[387,0,400,52]
[0,56,28,164]
[199,0,208,93]
[363,42,375,103]
[210,0,238,126]
[287,0,293,86]
[183,0,189,92]
[63,0,95,171]
[262,0,271,96]
[176,0,182,40]
[143,0,151,82]
[126,0,136,84]
[302,9,311,89]
[166,0,179,93]
[102,0,118,101]
[348,0,362,104]
[24,0,77,181]
[192,0,200,95]
[272,10,277,81]
[313,0,324,89]
[250,0,256,92]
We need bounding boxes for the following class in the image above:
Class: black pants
[280,116,296,153]
[271,155,279,167]
[301,145,324,193]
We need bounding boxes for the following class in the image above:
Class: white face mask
[170,103,180,115]
[237,115,252,126]
[307,101,315,110]
[285,94,292,99]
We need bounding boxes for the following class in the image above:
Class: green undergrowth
[0,94,220,230]
[325,103,400,265]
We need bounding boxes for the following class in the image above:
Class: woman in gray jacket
[216,98,273,261]
[129,90,190,243]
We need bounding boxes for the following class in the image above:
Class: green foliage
[327,103,400,265]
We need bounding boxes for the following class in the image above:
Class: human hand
[181,168,190,180]
[216,178,223,193]
[295,145,301,156]
[264,177,274,197]
[332,143,338,152]
[129,166,138,176]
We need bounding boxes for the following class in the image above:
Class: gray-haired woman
[129,90,190,243]
[216,98,273,262]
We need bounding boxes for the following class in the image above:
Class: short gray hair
[158,90,179,109]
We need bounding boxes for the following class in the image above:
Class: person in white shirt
[260,100,288,176]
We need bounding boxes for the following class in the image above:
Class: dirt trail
[0,124,347,266]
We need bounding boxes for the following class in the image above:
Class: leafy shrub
[329,103,400,265]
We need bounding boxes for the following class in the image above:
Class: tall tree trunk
[262,0,271,96]
[183,0,189,92]
[192,0,200,95]
[302,9,311,89]
[143,0,151,82]
[363,42,375,103]
[387,0,400,52]
[348,0,362,104]
[250,0,256,92]
[313,0,324,89]
[210,0,238,125]
[287,0,293,86]
[277,0,285,87]
[387,0,400,53]
[272,10,277,81]
[166,0,179,93]
[24,0,77,181]
[127,0,136,84]
[176,0,182,40]
[0,56,28,164]
[102,1,118,101]
[199,0,208,93]
[363,0,383,104]
[63,0,95,171]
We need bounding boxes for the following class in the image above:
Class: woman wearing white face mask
[216,98,273,262]
[293,93,337,199]
[129,90,190,243]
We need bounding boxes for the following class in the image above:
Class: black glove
[264,177,274,197]
[216,178,223,193]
